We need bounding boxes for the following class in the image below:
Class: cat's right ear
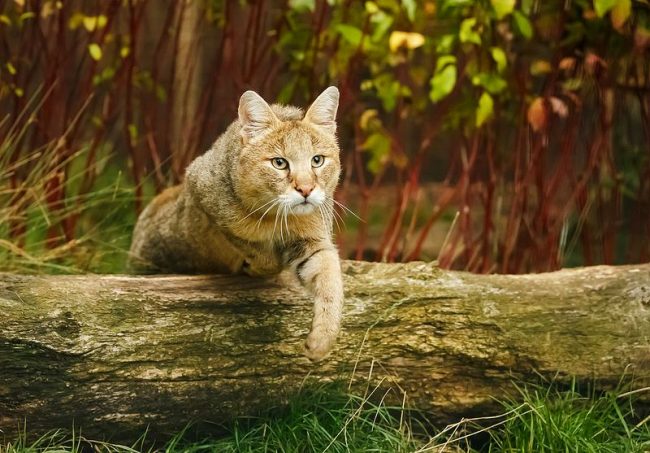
[238,91,279,144]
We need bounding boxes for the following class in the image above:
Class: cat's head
[234,87,341,217]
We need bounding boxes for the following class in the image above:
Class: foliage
[1,0,649,272]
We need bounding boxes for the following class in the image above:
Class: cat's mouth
[291,201,316,215]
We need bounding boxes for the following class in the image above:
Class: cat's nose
[295,184,314,198]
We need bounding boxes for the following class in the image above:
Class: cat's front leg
[293,246,344,361]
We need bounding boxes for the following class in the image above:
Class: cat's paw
[304,330,337,362]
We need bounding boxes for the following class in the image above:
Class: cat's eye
[271,157,288,170]
[311,155,325,168]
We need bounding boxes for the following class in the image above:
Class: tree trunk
[1,261,649,442]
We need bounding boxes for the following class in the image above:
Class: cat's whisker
[283,205,290,242]
[255,200,279,230]
[278,203,287,244]
[272,204,281,243]
[328,196,363,222]
[319,205,334,236]
[317,204,326,228]
[240,198,276,222]
[320,202,341,233]
[319,203,331,229]
[327,204,344,232]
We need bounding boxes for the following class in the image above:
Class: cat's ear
[238,91,279,144]
[304,86,339,135]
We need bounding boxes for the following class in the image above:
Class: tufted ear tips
[238,90,279,144]
[304,86,339,135]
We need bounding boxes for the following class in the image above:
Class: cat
[129,87,344,361]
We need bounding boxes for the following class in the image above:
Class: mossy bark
[1,261,649,442]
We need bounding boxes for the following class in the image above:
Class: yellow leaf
[527,97,547,132]
[88,43,102,61]
[359,109,379,130]
[0,15,11,25]
[389,31,425,52]
[14,87,24,97]
[97,15,107,28]
[6,62,16,75]
[83,16,97,31]
[611,0,631,31]
[559,57,576,71]
[40,0,56,18]
[530,60,552,75]
[120,46,130,58]
[69,12,84,30]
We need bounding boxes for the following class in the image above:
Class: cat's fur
[129,87,344,361]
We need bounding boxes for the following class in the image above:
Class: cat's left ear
[304,86,339,135]
[239,90,279,144]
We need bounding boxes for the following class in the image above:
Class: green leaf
[513,11,533,39]
[373,73,402,111]
[521,0,534,14]
[401,0,416,22]
[471,73,507,94]
[88,43,102,61]
[365,1,379,14]
[128,123,138,143]
[435,55,457,72]
[436,34,456,53]
[490,0,515,19]
[100,66,116,81]
[289,0,316,12]
[459,18,481,45]
[363,132,391,174]
[336,24,363,46]
[19,12,35,22]
[476,92,494,126]
[562,78,582,91]
[429,64,457,103]
[371,11,393,41]
[490,47,507,72]
[594,0,618,17]
[69,13,84,30]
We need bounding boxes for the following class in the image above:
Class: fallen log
[1,261,649,442]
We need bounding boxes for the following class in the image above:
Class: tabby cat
[129,87,344,361]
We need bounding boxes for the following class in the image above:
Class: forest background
[1,0,649,274]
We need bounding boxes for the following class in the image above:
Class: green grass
[480,383,650,453]
[0,98,153,274]
[1,384,423,453]
[1,382,648,453]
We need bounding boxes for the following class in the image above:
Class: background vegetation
[1,0,649,273]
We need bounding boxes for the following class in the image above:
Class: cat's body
[129,87,344,361]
